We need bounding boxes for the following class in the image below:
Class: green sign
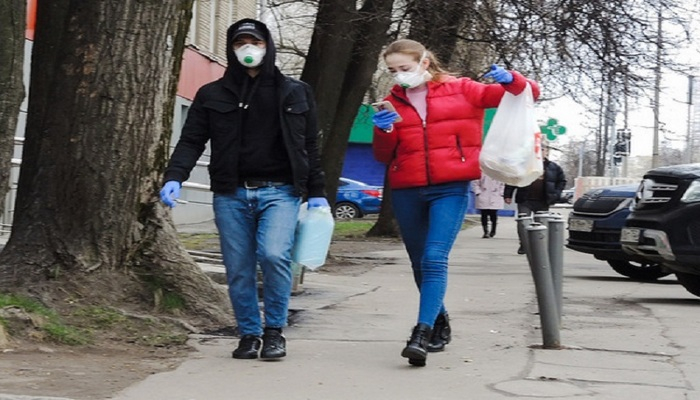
[540,118,567,141]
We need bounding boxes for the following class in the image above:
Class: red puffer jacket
[373,71,539,189]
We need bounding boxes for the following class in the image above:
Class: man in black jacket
[160,19,328,360]
[504,152,566,254]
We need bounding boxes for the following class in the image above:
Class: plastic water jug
[292,203,334,270]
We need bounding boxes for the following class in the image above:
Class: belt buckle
[243,180,260,189]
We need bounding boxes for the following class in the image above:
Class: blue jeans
[392,181,470,328]
[213,185,301,337]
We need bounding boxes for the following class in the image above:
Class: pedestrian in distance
[504,146,566,254]
[472,174,505,238]
[159,19,328,361]
[371,38,540,367]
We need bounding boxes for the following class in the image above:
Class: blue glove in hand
[484,64,513,84]
[308,197,330,209]
[160,181,181,208]
[372,109,398,130]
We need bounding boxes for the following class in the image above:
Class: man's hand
[160,181,181,208]
[504,198,512,205]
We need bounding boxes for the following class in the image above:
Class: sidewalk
[106,210,697,400]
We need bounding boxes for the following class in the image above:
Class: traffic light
[614,141,628,155]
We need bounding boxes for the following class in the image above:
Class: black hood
[226,19,277,79]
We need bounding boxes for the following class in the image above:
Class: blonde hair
[382,39,454,81]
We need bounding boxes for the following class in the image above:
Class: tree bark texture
[0,0,26,219]
[301,0,394,202]
[407,0,470,66]
[0,0,232,329]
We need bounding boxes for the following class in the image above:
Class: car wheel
[606,260,670,281]
[675,272,700,297]
[333,202,361,219]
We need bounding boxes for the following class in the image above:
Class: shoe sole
[232,352,258,359]
[408,358,426,366]
[260,351,286,360]
[401,346,427,362]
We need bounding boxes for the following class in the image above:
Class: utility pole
[651,6,663,169]
[622,67,630,177]
[687,75,694,163]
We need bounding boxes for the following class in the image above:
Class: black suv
[621,163,700,296]
[567,184,667,280]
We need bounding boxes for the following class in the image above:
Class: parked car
[567,184,668,281]
[558,189,575,204]
[621,163,700,296]
[333,178,382,219]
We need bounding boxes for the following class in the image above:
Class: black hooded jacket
[503,158,566,205]
[164,19,325,198]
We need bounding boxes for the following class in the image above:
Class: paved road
[5,208,700,399]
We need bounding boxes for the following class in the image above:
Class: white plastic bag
[479,83,543,187]
[291,203,335,270]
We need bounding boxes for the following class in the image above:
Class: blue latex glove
[484,64,513,84]
[372,109,398,130]
[160,181,181,208]
[308,197,329,209]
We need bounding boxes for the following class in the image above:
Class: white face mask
[392,53,428,88]
[235,44,266,68]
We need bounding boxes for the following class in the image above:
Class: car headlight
[614,197,634,211]
[681,180,700,203]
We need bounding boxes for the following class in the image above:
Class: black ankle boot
[401,323,432,366]
[482,225,489,238]
[490,223,497,237]
[427,313,452,352]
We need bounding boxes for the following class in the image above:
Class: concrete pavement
[108,209,700,400]
[5,208,700,399]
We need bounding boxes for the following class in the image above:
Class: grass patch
[333,220,375,239]
[178,233,219,251]
[0,293,90,345]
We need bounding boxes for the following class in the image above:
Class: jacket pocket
[284,101,309,142]
[203,101,239,135]
[456,136,466,162]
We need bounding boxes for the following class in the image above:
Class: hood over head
[226,19,277,79]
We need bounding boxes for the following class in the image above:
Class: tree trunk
[407,0,470,66]
[367,168,399,237]
[0,0,26,219]
[301,0,394,201]
[0,0,231,330]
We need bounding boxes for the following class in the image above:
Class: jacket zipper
[391,89,432,185]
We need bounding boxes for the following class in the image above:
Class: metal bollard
[547,216,565,324]
[526,223,561,349]
[516,213,533,255]
[533,211,552,227]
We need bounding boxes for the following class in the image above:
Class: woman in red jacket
[372,39,539,367]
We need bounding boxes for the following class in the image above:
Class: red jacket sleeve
[465,71,540,110]
[372,126,398,164]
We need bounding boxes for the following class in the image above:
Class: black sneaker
[517,246,526,255]
[232,335,262,359]
[261,328,286,360]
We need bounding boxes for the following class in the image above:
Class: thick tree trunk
[0,0,231,330]
[407,0,470,66]
[301,0,393,202]
[0,0,26,219]
[319,0,394,200]
[300,0,356,140]
[367,168,399,237]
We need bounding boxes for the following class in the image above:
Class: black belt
[239,180,289,189]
